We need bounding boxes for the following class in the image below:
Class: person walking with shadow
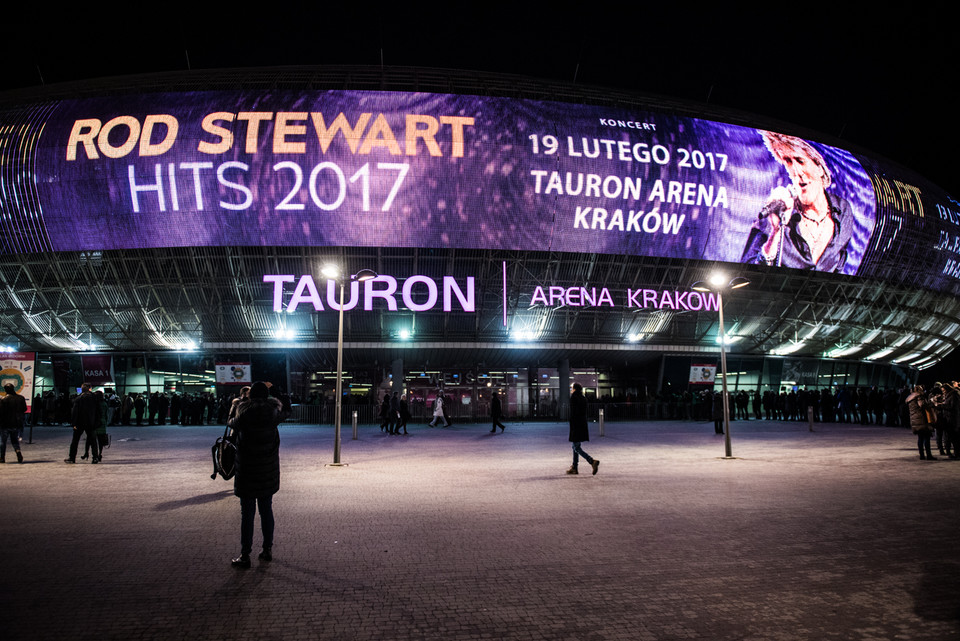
[567,383,599,475]
[0,383,26,464]
[429,389,450,427]
[397,394,410,435]
[490,391,506,433]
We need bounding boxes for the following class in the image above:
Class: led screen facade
[4,88,958,292]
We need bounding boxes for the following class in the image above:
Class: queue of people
[690,386,923,427]
[32,388,293,428]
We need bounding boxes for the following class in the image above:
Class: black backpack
[210,426,238,480]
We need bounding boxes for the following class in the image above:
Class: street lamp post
[322,264,377,466]
[692,274,749,459]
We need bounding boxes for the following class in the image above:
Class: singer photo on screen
[740,130,854,271]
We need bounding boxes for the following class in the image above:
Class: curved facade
[0,66,957,408]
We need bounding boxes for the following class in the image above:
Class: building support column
[559,359,570,420]
[391,358,404,396]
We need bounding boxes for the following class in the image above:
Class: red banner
[81,354,114,385]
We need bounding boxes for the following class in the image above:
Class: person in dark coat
[490,391,506,433]
[82,390,109,461]
[389,391,401,435]
[567,383,599,475]
[65,382,102,464]
[0,383,26,463]
[397,394,410,435]
[133,393,146,426]
[228,381,285,568]
[905,385,935,460]
[157,392,169,425]
[379,393,391,432]
[711,391,725,434]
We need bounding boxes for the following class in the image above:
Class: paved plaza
[1,417,958,640]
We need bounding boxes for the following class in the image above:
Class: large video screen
[4,89,957,290]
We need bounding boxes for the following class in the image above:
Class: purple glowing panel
[37,90,875,274]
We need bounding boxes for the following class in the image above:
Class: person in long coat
[379,393,391,432]
[228,381,284,567]
[905,385,935,460]
[567,383,599,475]
[489,391,506,433]
[711,391,724,434]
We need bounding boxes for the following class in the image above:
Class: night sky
[3,8,957,196]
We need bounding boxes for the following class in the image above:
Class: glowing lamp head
[709,272,727,288]
[353,269,377,282]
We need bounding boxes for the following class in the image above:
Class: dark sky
[3,8,957,195]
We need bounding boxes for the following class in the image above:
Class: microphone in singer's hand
[759,185,799,223]
[759,199,787,220]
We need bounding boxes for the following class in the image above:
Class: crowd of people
[31,388,294,428]
[586,385,938,426]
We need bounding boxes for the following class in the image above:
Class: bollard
[807,405,814,432]
[599,408,605,437]
[352,410,358,440]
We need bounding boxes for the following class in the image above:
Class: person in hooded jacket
[228,381,286,568]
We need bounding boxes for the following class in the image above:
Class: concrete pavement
[1,418,958,640]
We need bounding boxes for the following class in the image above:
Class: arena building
[1,66,958,420]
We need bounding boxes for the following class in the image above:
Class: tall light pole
[692,274,749,459]
[322,264,377,466]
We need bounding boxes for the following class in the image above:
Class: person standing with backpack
[228,381,285,568]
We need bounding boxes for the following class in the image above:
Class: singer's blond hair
[760,130,832,189]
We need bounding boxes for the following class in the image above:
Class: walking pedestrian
[490,391,506,433]
[65,382,102,464]
[379,393,391,432]
[390,391,401,435]
[397,394,410,435]
[429,390,450,427]
[567,383,599,475]
[0,383,26,463]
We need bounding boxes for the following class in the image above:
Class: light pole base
[326,463,349,467]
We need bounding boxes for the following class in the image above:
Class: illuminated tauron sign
[265,275,475,313]
[266,272,719,316]
[3,88,959,293]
